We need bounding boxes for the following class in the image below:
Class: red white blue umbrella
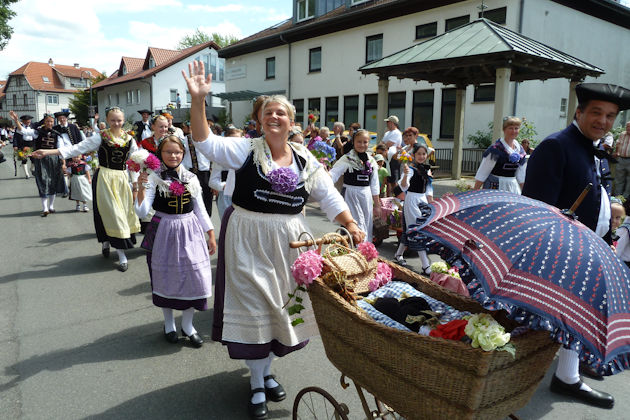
[406,189,630,375]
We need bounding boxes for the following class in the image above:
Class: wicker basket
[320,233,378,294]
[308,260,559,420]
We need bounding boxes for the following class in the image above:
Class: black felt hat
[575,83,630,111]
[54,111,70,118]
[137,109,153,115]
[19,114,34,121]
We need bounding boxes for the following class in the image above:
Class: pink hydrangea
[357,242,378,261]
[169,180,186,196]
[291,250,324,286]
[368,278,381,292]
[126,159,141,172]
[375,262,392,287]
[145,154,162,171]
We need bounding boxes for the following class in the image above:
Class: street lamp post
[80,70,93,127]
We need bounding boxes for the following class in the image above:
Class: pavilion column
[452,86,466,180]
[492,67,512,141]
[566,79,580,126]
[377,76,389,139]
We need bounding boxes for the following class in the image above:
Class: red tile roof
[93,41,220,90]
[9,61,102,93]
[121,57,144,74]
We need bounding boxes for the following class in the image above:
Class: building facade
[93,42,227,124]
[0,60,101,122]
[220,0,630,148]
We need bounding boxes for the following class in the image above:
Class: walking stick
[561,183,592,219]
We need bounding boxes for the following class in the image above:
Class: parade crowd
[1,61,629,418]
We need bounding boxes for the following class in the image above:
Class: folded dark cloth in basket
[358,281,470,333]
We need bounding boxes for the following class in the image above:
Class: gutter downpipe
[280,34,291,100]
[513,0,525,116]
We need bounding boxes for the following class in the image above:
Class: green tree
[69,73,107,126]
[0,0,19,50]
[467,122,493,149]
[177,29,239,49]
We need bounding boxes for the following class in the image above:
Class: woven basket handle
[292,231,318,253]
[336,227,354,248]
[324,242,369,273]
[289,231,350,249]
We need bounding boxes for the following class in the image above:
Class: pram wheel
[292,386,349,420]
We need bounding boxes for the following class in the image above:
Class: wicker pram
[307,260,560,420]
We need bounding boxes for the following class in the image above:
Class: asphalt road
[1,156,628,420]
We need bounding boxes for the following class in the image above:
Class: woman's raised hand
[182,61,213,100]
[9,110,18,122]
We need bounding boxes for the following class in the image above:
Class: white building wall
[225,0,627,146]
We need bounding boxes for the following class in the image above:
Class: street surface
[1,158,628,419]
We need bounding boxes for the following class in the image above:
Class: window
[293,99,304,126]
[479,7,507,24]
[366,34,383,63]
[122,64,127,75]
[23,94,28,106]
[136,89,141,104]
[412,90,434,139]
[440,88,457,139]
[266,57,276,79]
[186,90,192,104]
[17,77,22,86]
[42,76,50,83]
[170,89,178,102]
[148,56,156,68]
[351,0,369,4]
[344,95,359,127]
[219,59,225,81]
[12,94,16,106]
[415,22,437,39]
[308,98,321,127]
[107,94,112,107]
[116,93,120,105]
[560,98,568,116]
[209,54,217,78]
[46,94,59,105]
[297,0,315,21]
[364,94,378,132]
[388,92,406,128]
[473,85,495,102]
[445,15,469,31]
[127,90,133,104]
[309,47,322,73]
[325,97,339,128]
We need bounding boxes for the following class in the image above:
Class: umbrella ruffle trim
[420,237,630,376]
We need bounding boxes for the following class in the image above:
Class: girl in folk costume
[12,114,36,179]
[183,61,364,420]
[474,116,527,193]
[329,129,381,243]
[32,107,141,272]
[139,115,170,155]
[135,136,216,348]
[10,111,65,216]
[393,143,434,274]
[67,155,92,212]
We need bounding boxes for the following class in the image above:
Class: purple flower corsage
[509,152,520,163]
[361,160,373,176]
[267,167,299,193]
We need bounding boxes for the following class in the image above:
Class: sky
[0,0,292,79]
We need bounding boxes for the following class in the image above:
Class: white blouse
[474,138,526,184]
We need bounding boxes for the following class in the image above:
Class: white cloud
[198,22,243,38]
[187,4,244,13]
[92,0,184,13]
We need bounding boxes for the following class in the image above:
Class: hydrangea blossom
[357,242,378,261]
[169,180,186,196]
[291,250,324,286]
[464,313,511,351]
[268,167,299,194]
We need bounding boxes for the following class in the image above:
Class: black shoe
[550,375,614,408]
[102,246,110,258]
[181,329,204,348]
[40,211,48,217]
[264,375,286,402]
[579,362,604,381]
[48,209,56,213]
[117,262,128,272]
[164,328,179,344]
[248,388,268,419]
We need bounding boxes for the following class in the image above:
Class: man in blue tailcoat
[523,82,630,409]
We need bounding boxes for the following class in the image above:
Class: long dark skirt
[33,155,65,197]
[211,206,307,360]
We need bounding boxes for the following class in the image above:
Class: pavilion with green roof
[359,18,604,179]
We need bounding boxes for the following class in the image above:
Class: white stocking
[245,358,267,404]
[47,194,56,211]
[556,348,592,391]
[41,197,49,212]
[116,249,127,264]
[418,250,431,270]
[263,353,278,388]
[181,307,196,336]
[162,308,176,333]
[394,242,406,257]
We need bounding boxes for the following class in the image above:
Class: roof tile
[9,61,102,93]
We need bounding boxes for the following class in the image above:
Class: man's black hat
[137,109,153,115]
[54,111,70,118]
[20,114,33,121]
[576,83,630,111]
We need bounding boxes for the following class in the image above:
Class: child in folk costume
[393,143,434,274]
[67,155,92,212]
[135,136,216,348]
[615,198,630,268]
[32,107,141,272]
[10,111,66,216]
[329,129,381,243]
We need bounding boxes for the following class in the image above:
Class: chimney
[74,63,80,69]
[48,58,54,67]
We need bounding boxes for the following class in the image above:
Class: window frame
[343,95,359,127]
[412,89,434,139]
[293,99,305,126]
[479,6,507,24]
[473,84,495,103]
[266,57,276,80]
[46,94,59,105]
[445,15,470,32]
[325,96,339,128]
[309,47,322,73]
[365,34,383,64]
[296,0,315,22]
[439,88,457,140]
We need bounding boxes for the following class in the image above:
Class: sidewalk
[432,176,474,198]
